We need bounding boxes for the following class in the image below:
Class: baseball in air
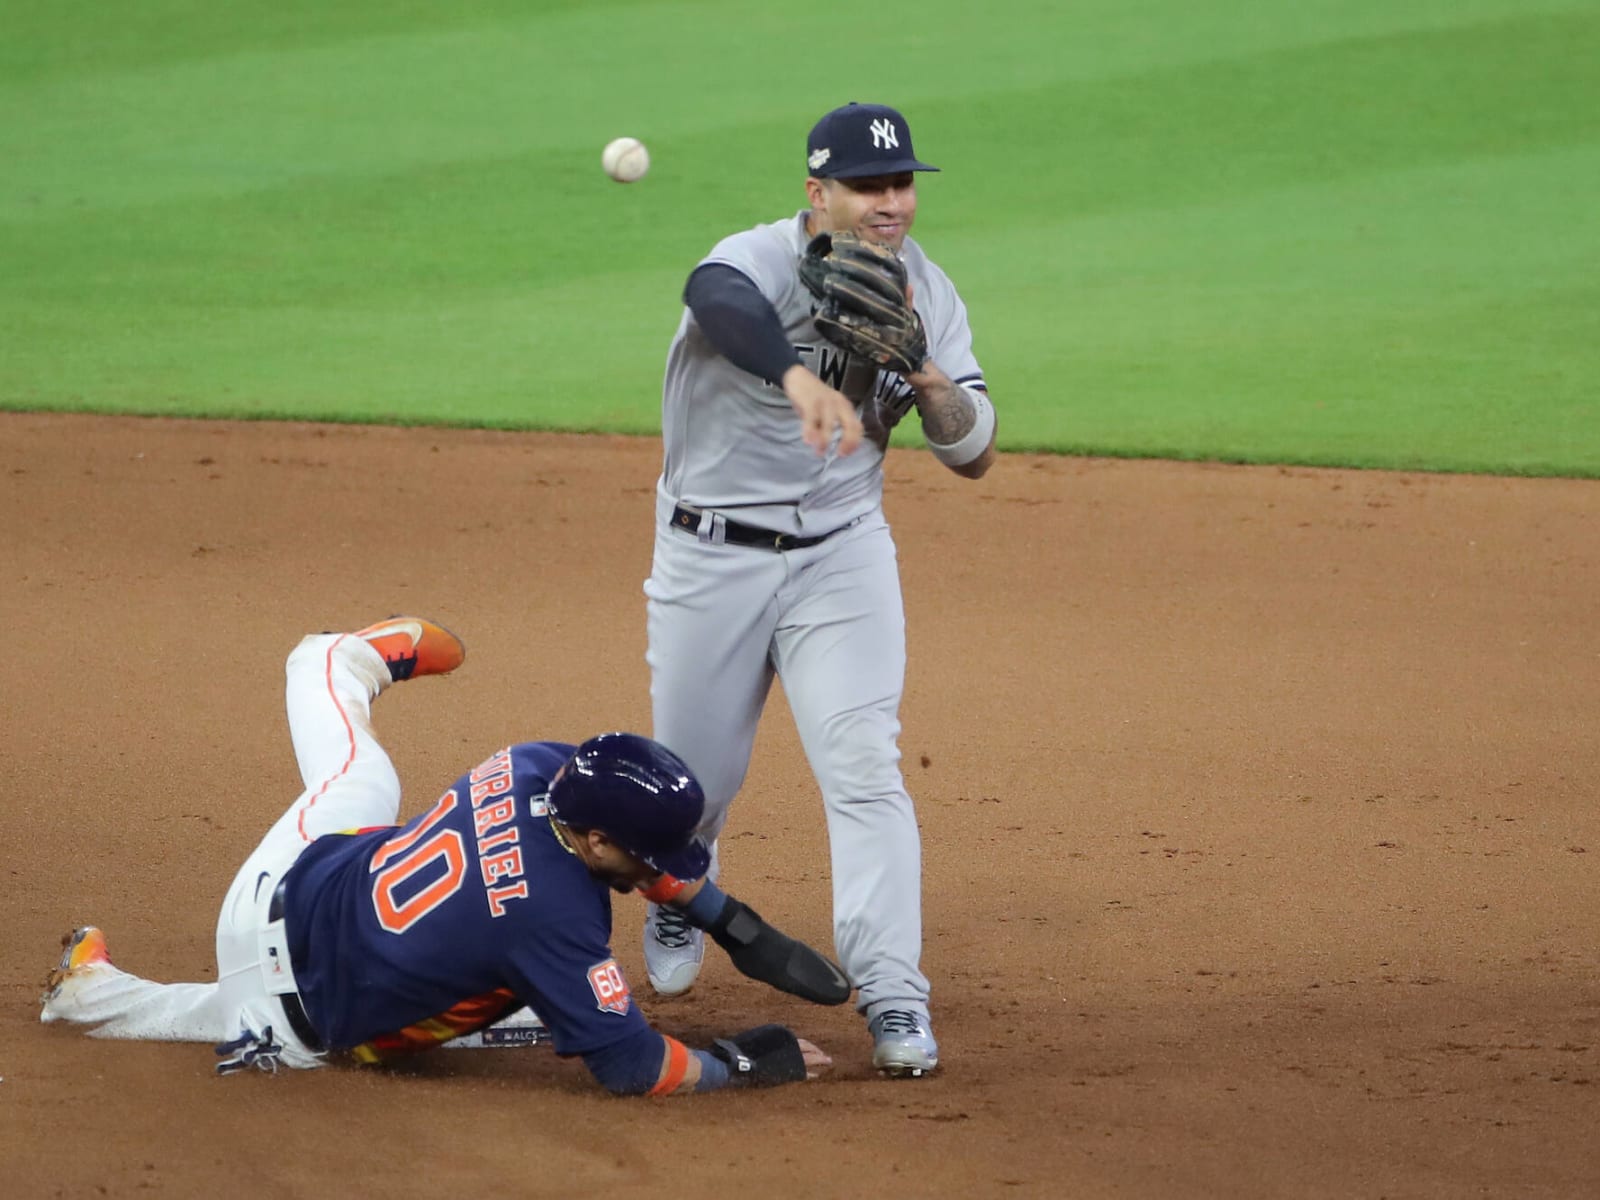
[602,137,650,183]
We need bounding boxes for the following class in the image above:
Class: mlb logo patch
[588,959,631,1015]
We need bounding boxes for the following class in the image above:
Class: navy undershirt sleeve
[581,1024,669,1095]
[684,263,803,386]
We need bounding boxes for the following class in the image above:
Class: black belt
[267,877,326,1053]
[671,504,849,552]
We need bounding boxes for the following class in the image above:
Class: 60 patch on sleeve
[588,958,631,1015]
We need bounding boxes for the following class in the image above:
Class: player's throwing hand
[782,364,863,455]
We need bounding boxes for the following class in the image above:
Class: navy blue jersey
[280,741,650,1061]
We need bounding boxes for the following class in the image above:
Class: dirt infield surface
[3,412,1597,1199]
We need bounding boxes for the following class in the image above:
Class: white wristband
[926,387,995,467]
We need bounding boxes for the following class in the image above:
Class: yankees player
[642,102,996,1077]
[41,617,837,1093]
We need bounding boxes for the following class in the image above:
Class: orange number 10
[369,791,467,934]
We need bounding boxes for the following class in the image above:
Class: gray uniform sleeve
[912,253,985,390]
[704,227,804,313]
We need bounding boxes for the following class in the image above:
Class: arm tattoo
[913,375,977,444]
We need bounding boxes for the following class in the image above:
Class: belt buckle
[773,532,795,551]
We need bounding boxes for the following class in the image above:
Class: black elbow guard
[705,896,852,1006]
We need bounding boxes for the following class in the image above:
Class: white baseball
[602,136,650,183]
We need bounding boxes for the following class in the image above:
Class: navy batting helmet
[546,733,711,880]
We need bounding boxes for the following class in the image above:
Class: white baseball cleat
[869,1008,939,1078]
[643,902,704,996]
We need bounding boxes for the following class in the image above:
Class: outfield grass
[3,0,1598,474]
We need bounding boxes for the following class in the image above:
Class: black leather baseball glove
[799,231,929,377]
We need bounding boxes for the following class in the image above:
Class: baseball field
[4,1,1599,1197]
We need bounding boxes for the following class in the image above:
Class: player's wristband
[678,879,729,928]
[691,1048,732,1092]
[926,386,995,467]
[646,1035,692,1096]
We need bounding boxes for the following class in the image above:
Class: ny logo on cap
[869,117,899,150]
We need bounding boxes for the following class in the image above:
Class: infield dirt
[3,412,1597,1198]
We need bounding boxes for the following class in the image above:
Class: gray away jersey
[659,210,986,535]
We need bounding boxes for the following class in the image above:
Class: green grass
[3,0,1598,474]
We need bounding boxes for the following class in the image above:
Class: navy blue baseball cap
[806,102,940,179]
[547,733,711,880]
